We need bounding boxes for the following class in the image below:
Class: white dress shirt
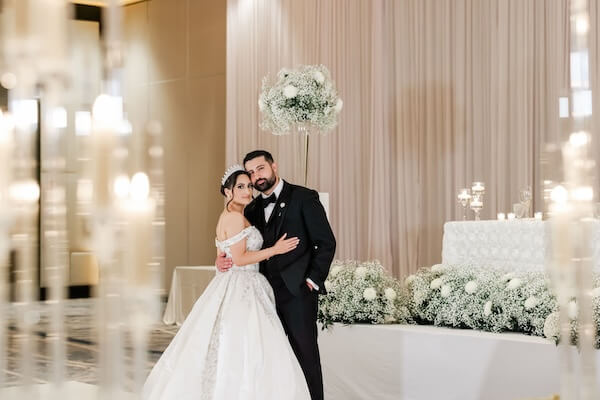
[261,179,319,291]
[262,178,284,222]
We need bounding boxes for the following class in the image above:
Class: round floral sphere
[259,64,343,135]
[363,287,377,301]
[404,274,416,286]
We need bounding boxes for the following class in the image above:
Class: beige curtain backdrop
[226,0,582,278]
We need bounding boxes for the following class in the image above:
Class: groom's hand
[216,252,233,272]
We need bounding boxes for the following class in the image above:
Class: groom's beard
[254,175,277,193]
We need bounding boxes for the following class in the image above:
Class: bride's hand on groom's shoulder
[215,252,233,272]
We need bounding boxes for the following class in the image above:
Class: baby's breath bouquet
[405,264,600,344]
[259,65,343,135]
[318,260,412,329]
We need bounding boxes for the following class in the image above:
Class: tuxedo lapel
[271,181,292,239]
[256,196,266,233]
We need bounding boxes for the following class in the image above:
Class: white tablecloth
[162,266,216,325]
[319,323,600,400]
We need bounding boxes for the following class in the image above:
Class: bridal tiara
[221,164,245,186]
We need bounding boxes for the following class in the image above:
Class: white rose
[431,264,445,273]
[543,312,560,340]
[465,281,478,294]
[591,287,600,298]
[384,288,397,301]
[354,266,367,279]
[363,287,377,301]
[568,300,578,320]
[524,296,539,310]
[334,98,343,112]
[484,301,492,316]
[324,280,333,292]
[283,85,298,99]
[258,98,265,111]
[430,278,443,290]
[440,284,452,298]
[501,273,515,282]
[329,265,343,277]
[507,278,522,290]
[405,274,416,285]
[313,70,325,84]
[278,68,290,78]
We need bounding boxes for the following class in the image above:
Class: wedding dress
[143,226,311,400]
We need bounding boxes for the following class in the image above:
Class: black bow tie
[263,193,277,208]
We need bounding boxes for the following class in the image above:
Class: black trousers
[267,272,323,400]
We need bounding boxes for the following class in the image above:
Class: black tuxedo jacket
[244,181,336,296]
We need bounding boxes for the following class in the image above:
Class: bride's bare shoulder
[218,211,250,237]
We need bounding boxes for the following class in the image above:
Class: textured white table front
[442,220,547,270]
[442,219,600,271]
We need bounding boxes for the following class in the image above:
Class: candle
[458,191,471,200]
[507,213,516,220]
[535,212,543,220]
[497,213,506,220]
[471,200,483,208]
[472,182,485,193]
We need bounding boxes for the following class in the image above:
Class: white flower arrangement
[318,260,412,328]
[258,65,343,135]
[320,261,600,347]
[407,264,559,337]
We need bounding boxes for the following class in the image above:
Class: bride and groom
[143,150,337,400]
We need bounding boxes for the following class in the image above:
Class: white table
[319,323,600,400]
[162,266,216,325]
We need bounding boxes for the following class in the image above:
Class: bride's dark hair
[221,170,251,210]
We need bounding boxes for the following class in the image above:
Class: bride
[143,166,312,400]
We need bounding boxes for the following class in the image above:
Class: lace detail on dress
[215,226,263,272]
[200,295,226,400]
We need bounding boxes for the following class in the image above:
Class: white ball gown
[143,226,311,400]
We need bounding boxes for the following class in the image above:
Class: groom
[216,150,336,400]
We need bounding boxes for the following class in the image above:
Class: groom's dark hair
[243,150,274,165]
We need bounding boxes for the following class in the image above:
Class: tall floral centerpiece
[259,65,342,185]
